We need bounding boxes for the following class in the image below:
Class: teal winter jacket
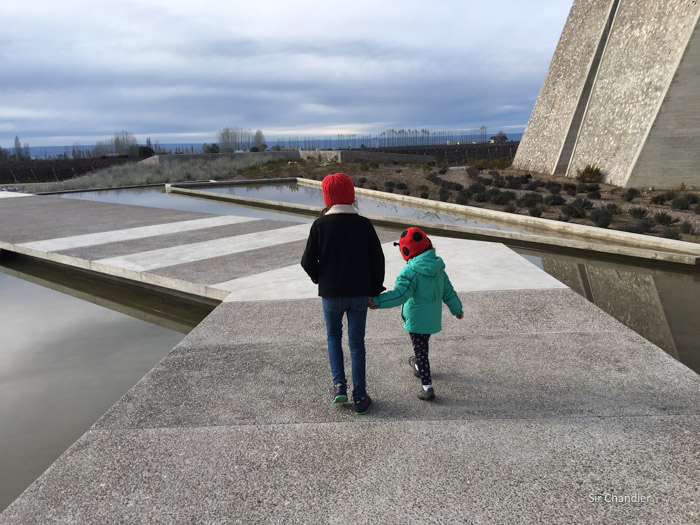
[372,249,463,334]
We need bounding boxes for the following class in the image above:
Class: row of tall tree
[216,128,266,152]
[0,136,31,160]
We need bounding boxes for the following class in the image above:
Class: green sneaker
[353,394,372,415]
[331,383,348,404]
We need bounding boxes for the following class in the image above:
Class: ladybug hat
[394,227,433,261]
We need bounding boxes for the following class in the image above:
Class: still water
[0,257,214,511]
[196,182,523,232]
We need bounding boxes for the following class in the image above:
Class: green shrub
[577,183,600,194]
[576,164,603,183]
[384,180,395,189]
[604,203,621,215]
[623,188,641,202]
[438,167,448,175]
[358,177,367,184]
[650,191,675,205]
[671,196,691,210]
[544,194,566,206]
[455,191,469,205]
[420,191,429,199]
[653,212,674,226]
[395,182,408,190]
[695,203,700,214]
[686,193,699,204]
[503,204,516,213]
[402,189,411,196]
[526,180,545,191]
[629,207,648,219]
[506,178,523,190]
[528,206,543,217]
[491,190,516,205]
[587,190,601,200]
[360,163,370,171]
[473,192,490,202]
[467,182,486,196]
[557,214,571,222]
[662,227,681,239]
[564,183,578,196]
[516,192,544,208]
[679,221,694,235]
[590,208,613,228]
[466,166,479,179]
[546,183,562,194]
[561,199,589,219]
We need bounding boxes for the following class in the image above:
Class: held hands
[368,297,378,310]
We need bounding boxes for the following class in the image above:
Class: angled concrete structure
[514,0,700,189]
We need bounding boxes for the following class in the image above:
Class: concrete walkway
[0,193,698,524]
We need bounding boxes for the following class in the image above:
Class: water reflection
[516,248,700,374]
[59,186,312,223]
[200,183,523,233]
[0,259,199,511]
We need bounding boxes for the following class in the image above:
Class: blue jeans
[322,296,368,399]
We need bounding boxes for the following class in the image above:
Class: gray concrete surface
[514,0,700,189]
[1,194,698,523]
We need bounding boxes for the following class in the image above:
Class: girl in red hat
[301,173,385,414]
[369,227,463,401]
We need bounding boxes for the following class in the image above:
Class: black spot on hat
[413,232,423,242]
[402,247,410,257]
[400,230,408,238]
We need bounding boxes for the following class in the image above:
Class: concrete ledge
[166,182,700,266]
[296,178,700,256]
[1,243,231,303]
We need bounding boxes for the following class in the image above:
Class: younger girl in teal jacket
[370,227,463,401]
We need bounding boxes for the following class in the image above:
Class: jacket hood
[407,248,444,276]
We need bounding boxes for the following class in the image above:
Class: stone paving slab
[2,417,697,524]
[92,297,700,431]
[178,291,624,349]
[56,220,290,261]
[18,215,259,252]
[0,195,218,244]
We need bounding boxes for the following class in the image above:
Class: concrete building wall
[568,0,699,187]
[514,0,699,189]
[513,0,615,175]
[627,22,700,189]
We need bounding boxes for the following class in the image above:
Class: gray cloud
[0,0,572,147]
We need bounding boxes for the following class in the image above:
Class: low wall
[141,152,299,166]
[166,178,700,265]
[143,150,433,167]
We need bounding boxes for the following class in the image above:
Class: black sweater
[301,213,385,298]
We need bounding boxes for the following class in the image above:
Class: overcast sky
[1,0,573,148]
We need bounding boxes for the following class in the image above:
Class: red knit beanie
[396,227,433,261]
[321,173,355,207]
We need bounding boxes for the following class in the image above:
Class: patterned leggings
[409,333,432,385]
